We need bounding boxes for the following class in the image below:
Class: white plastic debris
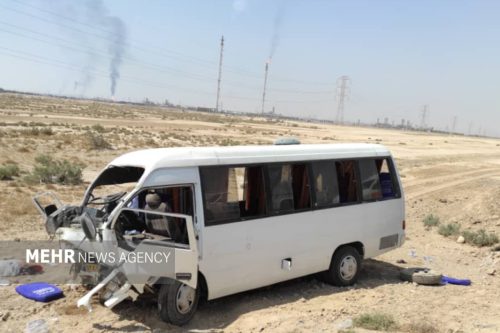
[0,259,21,277]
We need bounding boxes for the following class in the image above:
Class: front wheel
[158,281,199,326]
[323,246,362,286]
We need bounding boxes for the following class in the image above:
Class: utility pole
[215,35,224,112]
[468,121,473,136]
[451,115,457,135]
[261,60,270,114]
[420,105,429,130]
[335,75,350,124]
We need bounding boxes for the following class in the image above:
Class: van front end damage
[32,163,200,325]
[32,190,199,321]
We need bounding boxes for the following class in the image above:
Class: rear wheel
[158,281,199,326]
[323,246,362,286]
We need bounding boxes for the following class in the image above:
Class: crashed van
[34,143,405,325]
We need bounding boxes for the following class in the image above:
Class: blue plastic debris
[441,275,471,286]
[16,282,64,302]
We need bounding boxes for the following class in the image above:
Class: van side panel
[200,197,404,300]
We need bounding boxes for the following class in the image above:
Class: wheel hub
[339,255,357,281]
[176,284,195,314]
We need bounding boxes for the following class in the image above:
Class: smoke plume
[268,1,286,61]
[106,17,126,96]
[85,0,127,97]
[48,0,127,97]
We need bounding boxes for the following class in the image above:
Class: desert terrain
[0,92,499,333]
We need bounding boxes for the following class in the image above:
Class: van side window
[115,186,194,245]
[268,163,311,214]
[335,160,359,203]
[311,160,339,207]
[242,166,267,218]
[201,166,266,224]
[358,159,383,201]
[376,158,398,199]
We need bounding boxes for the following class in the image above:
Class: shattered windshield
[86,166,145,212]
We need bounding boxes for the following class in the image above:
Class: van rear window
[359,158,398,201]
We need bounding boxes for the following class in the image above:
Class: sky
[1,0,500,137]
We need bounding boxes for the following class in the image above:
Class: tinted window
[335,160,359,203]
[311,160,339,207]
[376,158,398,199]
[201,166,266,224]
[359,159,383,201]
[268,163,311,214]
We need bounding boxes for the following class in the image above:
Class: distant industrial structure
[335,76,350,124]
[420,104,429,130]
[261,60,270,114]
[215,35,224,112]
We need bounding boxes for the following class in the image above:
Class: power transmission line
[420,104,429,130]
[335,76,350,124]
[215,35,224,112]
[0,1,342,111]
[0,46,335,106]
[4,1,336,87]
[0,21,334,95]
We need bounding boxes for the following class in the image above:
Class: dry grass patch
[353,312,397,331]
[423,214,440,228]
[462,229,499,247]
[438,223,460,237]
[405,320,440,333]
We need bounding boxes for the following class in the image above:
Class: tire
[400,267,442,285]
[158,281,199,326]
[399,267,427,282]
[323,246,362,286]
[412,270,442,285]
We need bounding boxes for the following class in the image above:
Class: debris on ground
[336,318,353,330]
[16,282,64,302]
[1,311,11,321]
[0,259,22,277]
[0,260,44,277]
[25,319,49,333]
[400,267,443,285]
[441,276,471,286]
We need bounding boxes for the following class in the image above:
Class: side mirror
[79,213,97,241]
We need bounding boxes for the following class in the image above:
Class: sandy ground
[0,93,499,332]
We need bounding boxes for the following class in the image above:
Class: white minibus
[34,143,405,325]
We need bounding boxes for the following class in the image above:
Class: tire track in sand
[405,169,500,200]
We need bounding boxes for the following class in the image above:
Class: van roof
[109,143,391,170]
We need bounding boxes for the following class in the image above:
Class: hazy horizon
[1,0,499,137]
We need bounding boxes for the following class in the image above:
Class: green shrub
[40,127,54,135]
[87,132,111,150]
[462,229,499,247]
[0,163,20,180]
[27,154,84,185]
[438,223,460,237]
[91,124,105,133]
[28,127,40,136]
[423,214,440,227]
[353,313,397,331]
